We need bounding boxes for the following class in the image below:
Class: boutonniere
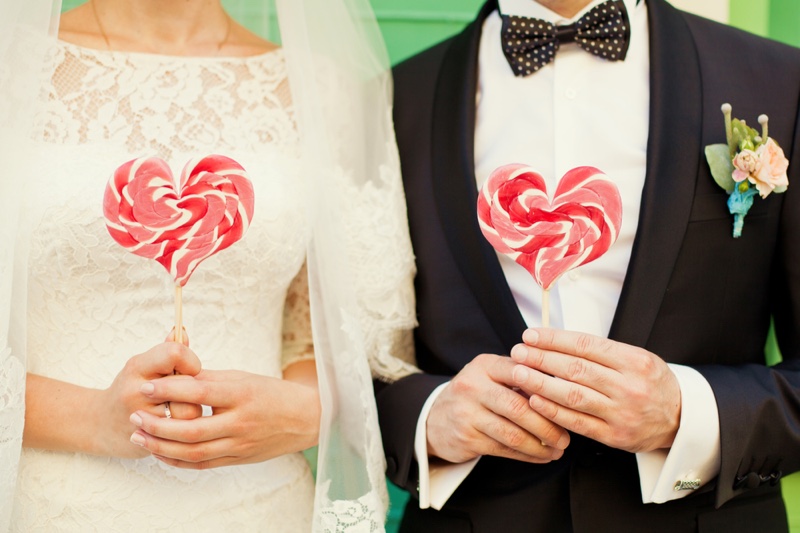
[705,103,789,238]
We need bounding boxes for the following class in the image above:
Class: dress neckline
[56,38,283,64]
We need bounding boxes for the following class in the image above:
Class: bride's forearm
[22,339,200,460]
[24,373,104,454]
[23,373,147,458]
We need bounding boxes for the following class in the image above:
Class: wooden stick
[174,284,183,344]
[542,288,550,329]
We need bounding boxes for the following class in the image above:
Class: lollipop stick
[174,284,183,344]
[542,288,550,328]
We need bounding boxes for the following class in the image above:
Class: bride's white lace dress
[12,42,319,532]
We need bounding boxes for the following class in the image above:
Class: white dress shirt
[414,0,722,510]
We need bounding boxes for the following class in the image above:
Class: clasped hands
[426,328,682,464]
[108,330,320,470]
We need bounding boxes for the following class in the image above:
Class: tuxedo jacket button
[744,472,762,489]
[734,472,761,490]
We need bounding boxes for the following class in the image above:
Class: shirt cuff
[414,382,481,510]
[635,364,721,503]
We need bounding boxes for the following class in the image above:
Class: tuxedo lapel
[431,0,528,350]
[608,0,702,348]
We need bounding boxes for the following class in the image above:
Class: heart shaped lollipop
[478,164,622,292]
[104,155,255,287]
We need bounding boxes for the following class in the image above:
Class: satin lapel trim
[608,0,702,347]
[431,0,527,350]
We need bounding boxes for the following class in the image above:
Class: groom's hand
[510,328,682,453]
[426,353,570,464]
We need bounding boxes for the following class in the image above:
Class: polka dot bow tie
[500,0,631,77]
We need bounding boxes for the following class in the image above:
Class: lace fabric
[12,42,318,531]
[0,352,24,530]
[42,42,297,159]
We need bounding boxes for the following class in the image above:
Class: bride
[0,0,417,531]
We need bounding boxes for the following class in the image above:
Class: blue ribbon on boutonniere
[704,104,789,238]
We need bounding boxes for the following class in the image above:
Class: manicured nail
[140,382,155,395]
[523,329,539,345]
[510,344,528,362]
[512,365,530,383]
[129,413,143,427]
[130,433,146,447]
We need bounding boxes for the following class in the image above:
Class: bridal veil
[0,0,418,530]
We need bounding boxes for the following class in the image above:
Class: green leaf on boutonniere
[705,143,735,193]
[731,118,759,151]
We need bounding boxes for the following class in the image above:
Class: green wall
[371,0,482,64]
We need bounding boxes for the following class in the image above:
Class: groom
[375,0,800,531]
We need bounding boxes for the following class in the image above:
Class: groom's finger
[472,409,566,461]
[521,328,627,369]
[479,382,570,450]
[427,353,569,464]
[486,359,570,450]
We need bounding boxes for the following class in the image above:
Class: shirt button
[569,270,580,281]
[565,88,577,99]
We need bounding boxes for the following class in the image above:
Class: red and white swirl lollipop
[104,155,255,339]
[477,164,622,326]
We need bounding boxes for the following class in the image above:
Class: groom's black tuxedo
[375,0,800,531]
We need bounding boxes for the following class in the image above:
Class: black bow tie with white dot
[500,0,631,77]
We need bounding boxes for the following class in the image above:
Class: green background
[60,0,800,530]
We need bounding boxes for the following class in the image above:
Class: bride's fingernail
[130,433,146,447]
[129,413,143,427]
[513,365,530,383]
[140,383,155,395]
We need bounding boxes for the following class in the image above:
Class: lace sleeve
[281,260,315,370]
[310,60,419,383]
[338,151,420,383]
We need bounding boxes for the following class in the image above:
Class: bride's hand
[93,332,202,458]
[128,360,320,469]
[158,328,203,422]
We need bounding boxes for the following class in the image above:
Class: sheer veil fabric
[275,0,419,529]
[0,1,62,530]
[0,0,418,530]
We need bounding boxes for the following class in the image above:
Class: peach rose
[732,149,759,183]
[750,138,789,198]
